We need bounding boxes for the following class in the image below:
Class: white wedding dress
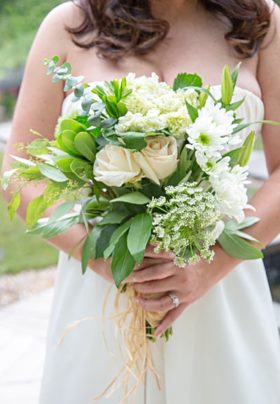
[39,84,280,404]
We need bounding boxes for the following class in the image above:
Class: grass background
[0,153,58,275]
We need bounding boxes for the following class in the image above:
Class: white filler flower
[210,159,250,222]
[187,100,237,168]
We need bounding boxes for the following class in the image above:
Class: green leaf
[225,97,245,111]
[225,217,260,232]
[11,155,36,167]
[111,233,136,288]
[103,218,134,259]
[173,73,203,91]
[19,166,44,181]
[74,132,96,162]
[8,192,21,220]
[221,65,234,105]
[185,101,198,123]
[26,182,66,228]
[38,164,68,182]
[28,213,81,238]
[218,230,263,260]
[127,212,152,261]
[57,118,86,134]
[167,146,191,185]
[110,192,150,205]
[26,195,49,229]
[70,159,93,180]
[26,139,50,156]
[120,132,147,151]
[81,226,102,274]
[1,169,17,190]
[231,62,241,88]
[223,147,243,167]
[55,157,74,173]
[239,131,255,167]
[232,123,251,135]
[117,101,127,116]
[57,130,80,156]
[50,201,76,221]
[99,211,129,226]
[95,224,118,259]
[199,85,209,108]
[234,231,259,243]
[82,233,94,274]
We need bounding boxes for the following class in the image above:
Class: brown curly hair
[67,0,272,60]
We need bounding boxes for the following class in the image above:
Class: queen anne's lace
[148,183,221,266]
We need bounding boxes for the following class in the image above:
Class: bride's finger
[136,293,182,313]
[144,244,174,260]
[127,262,175,283]
[155,303,188,338]
[135,258,171,271]
[133,277,177,294]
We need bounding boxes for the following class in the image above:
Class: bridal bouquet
[2,57,272,397]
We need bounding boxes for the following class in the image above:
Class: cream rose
[134,136,178,185]
[93,144,142,187]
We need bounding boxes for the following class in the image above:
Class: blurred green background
[0,0,63,275]
[0,0,62,78]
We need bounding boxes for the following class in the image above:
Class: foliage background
[0,0,63,78]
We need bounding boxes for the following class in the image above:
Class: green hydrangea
[148,183,221,266]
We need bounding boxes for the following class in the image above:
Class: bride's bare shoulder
[34,1,83,57]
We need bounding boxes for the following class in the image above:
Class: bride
[2,0,280,403]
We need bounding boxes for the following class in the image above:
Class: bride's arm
[1,3,115,281]
[133,5,280,336]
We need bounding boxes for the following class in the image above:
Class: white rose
[134,136,178,185]
[93,144,142,187]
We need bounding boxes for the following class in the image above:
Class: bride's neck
[150,0,199,22]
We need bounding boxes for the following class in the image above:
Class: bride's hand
[89,258,114,282]
[89,246,173,284]
[130,245,239,337]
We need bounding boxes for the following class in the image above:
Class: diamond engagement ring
[168,292,180,308]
